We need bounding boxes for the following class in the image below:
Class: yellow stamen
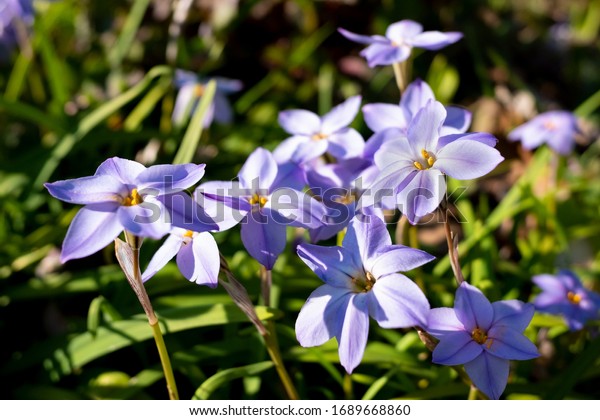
[122,188,143,206]
[352,271,377,293]
[184,230,194,238]
[471,327,488,345]
[427,156,435,167]
[421,149,430,160]
[311,133,328,141]
[249,193,268,207]
[567,291,582,305]
[413,161,424,170]
[194,84,205,97]
[486,338,494,349]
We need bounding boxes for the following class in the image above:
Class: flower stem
[468,385,479,400]
[115,234,179,400]
[443,213,465,286]
[392,59,411,94]
[260,265,272,307]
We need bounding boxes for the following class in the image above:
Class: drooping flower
[295,216,434,373]
[172,69,242,128]
[365,100,504,224]
[276,96,365,162]
[0,0,33,52]
[507,111,579,155]
[141,227,219,288]
[427,282,539,400]
[532,270,600,331]
[200,147,327,269]
[44,157,212,262]
[339,20,462,67]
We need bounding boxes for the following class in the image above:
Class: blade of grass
[192,361,274,400]
[108,0,152,68]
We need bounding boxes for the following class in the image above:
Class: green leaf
[172,79,217,165]
[192,361,274,400]
[108,0,153,68]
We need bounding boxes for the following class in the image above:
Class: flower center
[122,188,143,206]
[471,327,494,349]
[194,84,205,97]
[249,193,268,207]
[567,291,582,305]
[352,271,376,293]
[543,120,557,131]
[311,132,328,141]
[413,149,436,170]
[333,192,356,205]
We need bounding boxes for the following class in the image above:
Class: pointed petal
[370,245,435,277]
[361,43,410,67]
[141,233,183,282]
[238,148,278,191]
[172,84,196,125]
[278,109,321,135]
[212,92,233,124]
[273,135,310,164]
[440,106,472,135]
[455,282,494,332]
[45,175,126,205]
[434,139,504,180]
[464,353,509,400]
[396,170,445,224]
[293,138,329,162]
[194,181,249,231]
[137,163,206,193]
[296,284,353,347]
[297,243,359,289]
[188,232,220,287]
[267,188,327,229]
[342,215,391,264]
[437,132,497,148]
[159,191,219,233]
[410,31,463,50]
[486,326,539,360]
[385,20,423,40]
[326,128,365,159]
[374,135,414,169]
[368,273,430,328]
[358,162,416,210]
[400,79,435,122]
[338,293,370,373]
[117,201,171,239]
[431,331,482,365]
[60,206,123,262]
[240,210,286,269]
[427,307,465,337]
[407,100,446,153]
[321,95,361,134]
[491,301,535,333]
[362,103,407,133]
[95,157,146,185]
[338,28,380,44]
[214,77,243,94]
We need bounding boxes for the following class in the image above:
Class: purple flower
[142,227,219,288]
[44,157,211,263]
[200,148,327,269]
[339,20,462,67]
[533,270,600,331]
[172,69,242,128]
[0,0,33,51]
[295,216,434,373]
[362,78,471,136]
[507,111,579,155]
[427,282,539,400]
[366,100,504,224]
[276,96,365,162]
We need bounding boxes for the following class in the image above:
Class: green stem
[443,210,465,286]
[264,321,300,400]
[392,59,411,95]
[260,265,272,307]
[150,320,179,400]
[468,385,479,400]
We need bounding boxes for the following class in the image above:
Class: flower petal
[188,232,220,287]
[338,293,370,373]
[240,209,287,269]
[410,31,463,50]
[267,188,327,229]
[296,284,353,347]
[60,205,123,262]
[45,175,126,205]
[440,106,472,135]
[117,201,171,239]
[326,128,365,159]
[361,43,410,67]
[486,326,539,360]
[455,282,494,332]
[433,139,504,180]
[296,243,359,289]
[407,100,446,153]
[368,273,430,328]
[278,109,321,135]
[321,95,361,134]
[342,215,390,264]
[437,132,497,148]
[362,103,407,133]
[385,20,423,41]
[238,148,278,191]
[431,331,482,365]
[172,84,196,125]
[195,182,249,230]
[464,353,509,400]
[142,232,183,282]
[159,191,219,233]
[95,157,146,185]
[369,245,435,278]
[396,169,446,224]
[491,300,535,333]
[338,28,380,45]
[427,307,465,337]
[400,79,435,122]
[137,163,206,194]
[358,162,416,210]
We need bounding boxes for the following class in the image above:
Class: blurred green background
[1,0,600,400]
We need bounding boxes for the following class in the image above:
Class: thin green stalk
[468,385,479,400]
[150,321,179,400]
[392,59,411,95]
[443,209,465,286]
